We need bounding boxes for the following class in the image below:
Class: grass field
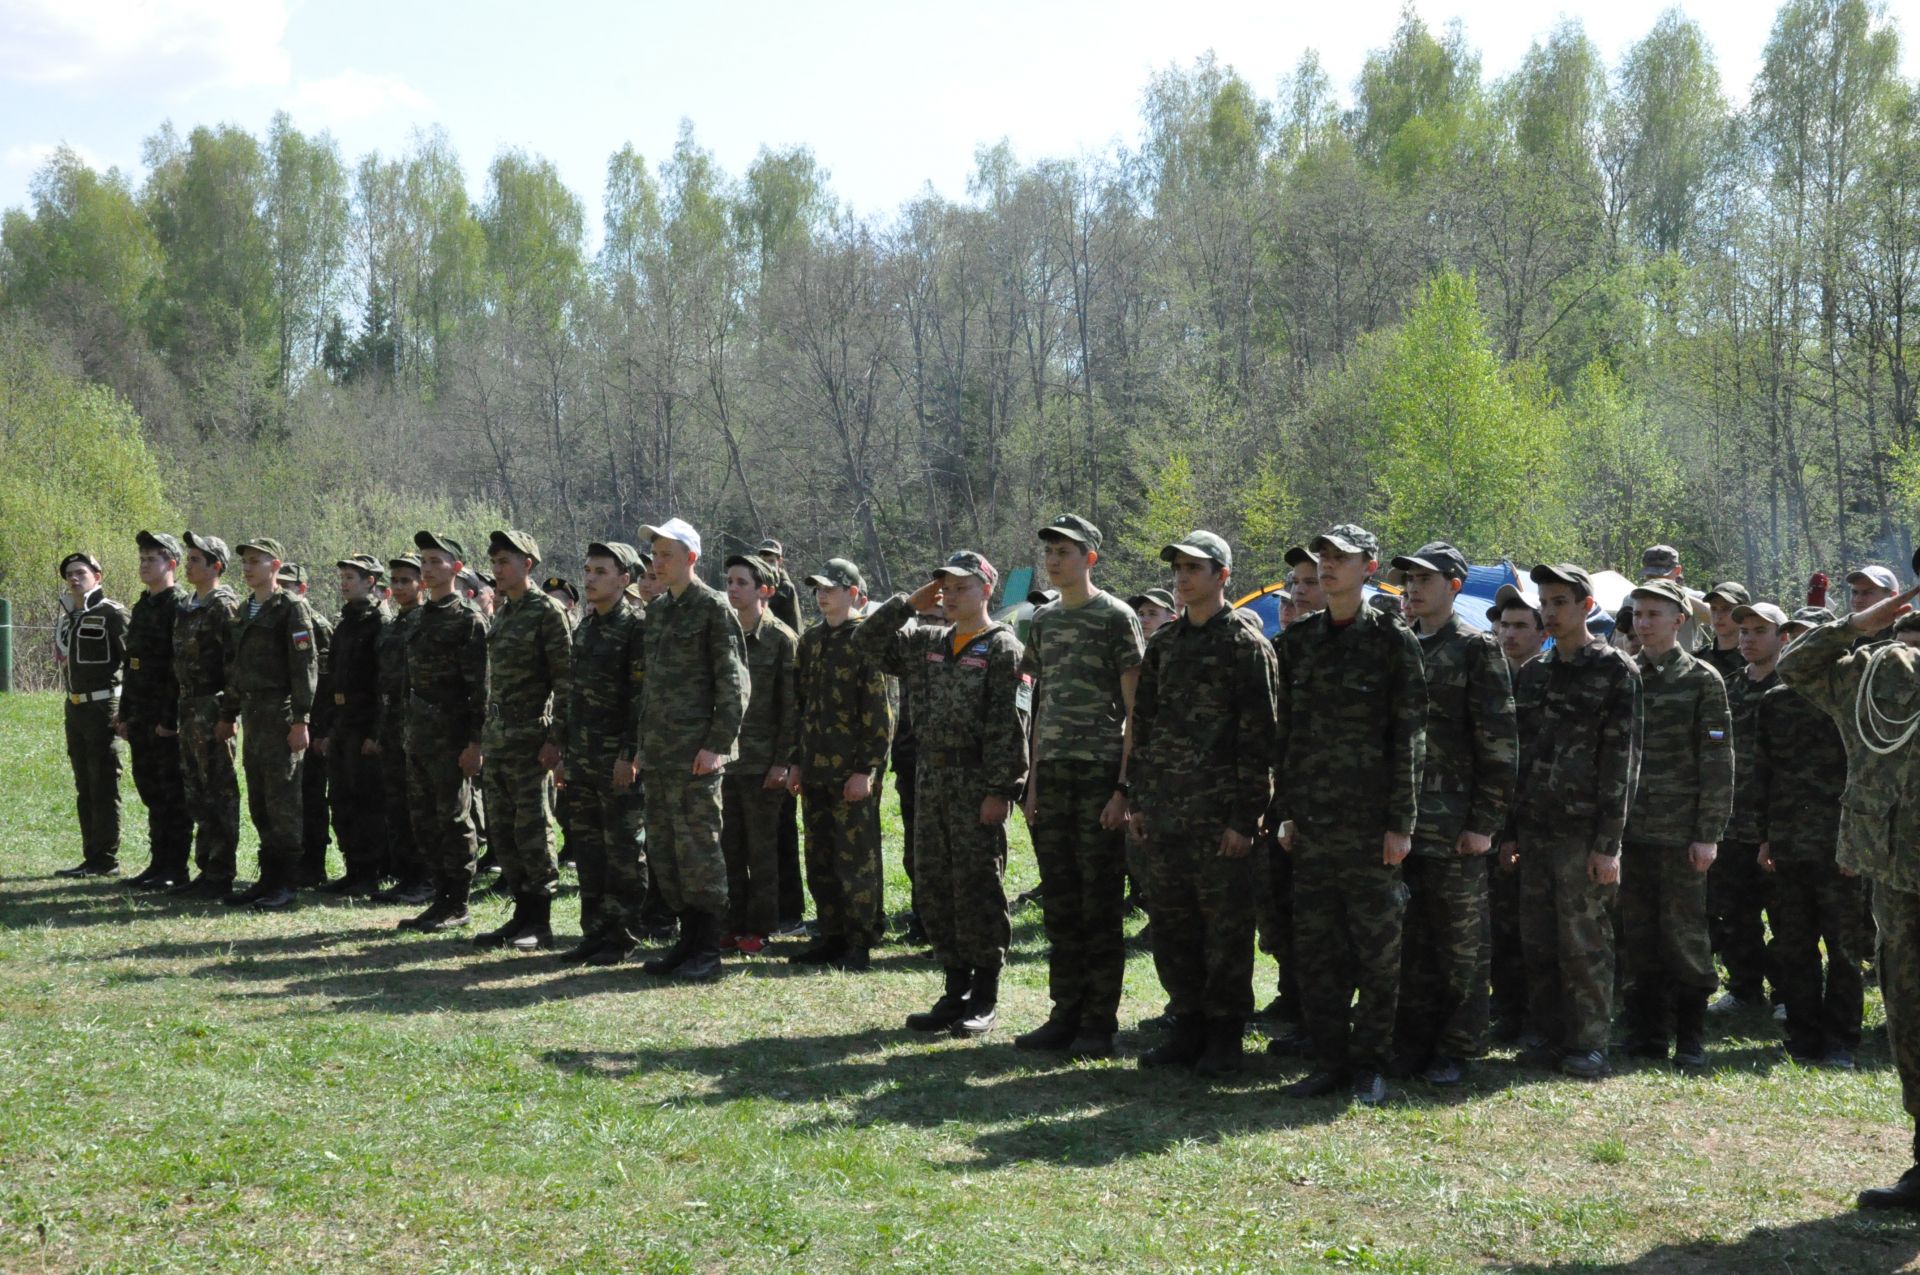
[3,690,1920,1272]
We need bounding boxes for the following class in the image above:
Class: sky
[4,0,1917,242]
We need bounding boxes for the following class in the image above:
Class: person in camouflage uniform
[168,533,242,897]
[1015,514,1146,1059]
[1777,581,1920,1210]
[1751,605,1862,1069]
[218,538,319,910]
[789,558,895,971]
[322,555,390,895]
[396,531,490,933]
[119,531,193,889]
[542,574,581,867]
[1389,542,1516,1088]
[275,563,335,887]
[557,542,650,965]
[1486,585,1548,1041]
[757,538,804,636]
[1616,577,1733,1070]
[632,519,749,981]
[1130,529,1278,1078]
[1700,582,1750,679]
[719,554,800,951]
[471,530,574,952]
[855,551,1031,1036]
[1505,563,1642,1080]
[1710,598,1782,1015]
[54,552,129,877]
[372,554,432,905]
[1269,525,1425,1105]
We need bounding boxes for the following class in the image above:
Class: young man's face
[1040,536,1092,588]
[815,584,854,624]
[338,567,374,604]
[1277,597,1300,630]
[652,538,694,588]
[64,562,101,596]
[1634,596,1685,649]
[184,548,221,591]
[581,556,629,609]
[1708,597,1737,643]
[1169,553,1224,609]
[240,551,277,593]
[938,573,987,624]
[1290,563,1325,612]
[1137,602,1176,636]
[1402,567,1455,624]
[636,564,665,601]
[490,549,532,594]
[725,565,768,614]
[1314,547,1371,598]
[137,547,174,590]
[1737,616,1783,666]
[390,568,421,607]
[1852,579,1896,617]
[419,549,458,592]
[1537,583,1590,644]
[1496,605,1545,663]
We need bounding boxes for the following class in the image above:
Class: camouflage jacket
[1511,637,1642,855]
[1777,620,1920,889]
[327,597,388,739]
[768,565,802,634]
[1624,645,1732,846]
[565,601,644,766]
[404,592,490,744]
[484,587,573,754]
[1135,605,1279,839]
[853,594,1030,798]
[1753,680,1847,866]
[122,584,189,729]
[173,585,240,701]
[58,588,129,699]
[1018,590,1145,773]
[1724,667,1779,843]
[220,591,319,725]
[635,579,749,772]
[794,616,895,784]
[734,608,800,773]
[1411,615,1516,851]
[1701,644,1745,686]
[374,603,418,740]
[1272,604,1425,841]
[307,608,337,736]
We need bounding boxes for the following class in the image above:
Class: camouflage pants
[1489,857,1526,1030]
[378,720,424,885]
[1255,837,1300,1019]
[776,792,804,924]
[404,713,477,891]
[127,724,190,873]
[239,699,304,883]
[1770,860,1863,1054]
[1291,829,1407,1073]
[720,772,784,937]
[300,734,330,882]
[1031,760,1129,1032]
[1143,804,1256,1021]
[894,743,919,903]
[482,743,558,899]
[1518,835,1616,1055]
[1709,840,1773,1002]
[1619,840,1716,1037]
[912,766,1010,969]
[327,727,387,881]
[63,699,121,869]
[567,769,646,944]
[645,771,728,919]
[1873,882,1920,1119]
[179,696,239,884]
[1395,850,1491,1063]
[800,783,884,947]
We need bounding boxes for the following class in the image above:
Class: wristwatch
[1113,780,1133,798]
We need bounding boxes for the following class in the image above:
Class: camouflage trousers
[800,782,884,947]
[1770,859,1863,1055]
[894,745,922,913]
[327,727,387,881]
[1254,836,1300,1020]
[645,771,729,919]
[1518,835,1616,1055]
[911,766,1010,969]
[1619,840,1716,1037]
[126,723,190,874]
[776,792,804,924]
[1291,829,1407,1073]
[1031,760,1128,1032]
[300,732,331,883]
[238,698,304,884]
[377,719,424,885]
[1142,804,1256,1022]
[720,771,784,937]
[567,768,646,944]
[404,711,477,891]
[1872,882,1920,1119]
[1709,840,1773,1002]
[1489,857,1526,1030]
[64,699,121,869]
[482,742,558,899]
[1395,850,1491,1063]
[179,696,239,884]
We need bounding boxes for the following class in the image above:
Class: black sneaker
[788,937,847,966]
[1066,1031,1117,1061]
[1560,1049,1610,1080]
[1515,1039,1561,1070]
[223,882,271,907]
[1282,1070,1348,1099]
[55,862,118,878]
[833,946,872,973]
[250,885,299,911]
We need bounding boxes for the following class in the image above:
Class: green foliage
[1563,360,1683,571]
[1123,451,1203,572]
[0,148,159,327]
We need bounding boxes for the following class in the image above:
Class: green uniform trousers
[239,699,304,884]
[1292,829,1407,1074]
[800,783,884,947]
[179,696,239,884]
[912,765,1010,969]
[1518,835,1616,1055]
[1144,805,1256,1022]
[482,743,558,899]
[720,772,784,937]
[1771,862,1863,1054]
[63,699,121,870]
[1395,850,1491,1063]
[567,771,646,944]
[403,711,476,890]
[1620,840,1716,1038]
[1031,760,1128,1032]
[645,770,728,919]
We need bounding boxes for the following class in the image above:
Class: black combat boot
[558,932,607,964]
[907,967,972,1032]
[788,936,847,966]
[671,913,724,980]
[223,879,272,907]
[1672,994,1708,1070]
[1138,1014,1207,1069]
[510,895,555,950]
[953,966,999,1036]
[1014,1012,1081,1052]
[1860,1128,1920,1212]
[1194,1018,1244,1078]
[472,895,530,949]
[641,915,698,975]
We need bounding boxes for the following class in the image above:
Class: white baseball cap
[638,518,701,559]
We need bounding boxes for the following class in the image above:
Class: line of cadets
[45,516,1920,1210]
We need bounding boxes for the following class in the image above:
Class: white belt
[67,689,115,705]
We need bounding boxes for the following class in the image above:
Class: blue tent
[1233,560,1526,639]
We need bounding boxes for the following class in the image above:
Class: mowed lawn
[2,692,1919,1273]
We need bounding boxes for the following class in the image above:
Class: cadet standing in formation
[324,555,390,896]
[54,552,129,877]
[719,553,799,953]
[170,533,242,897]
[119,531,191,889]
[1713,592,1779,1014]
[373,554,432,905]
[276,563,334,887]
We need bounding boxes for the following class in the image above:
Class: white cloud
[4,140,106,172]
[288,69,428,125]
[0,0,291,91]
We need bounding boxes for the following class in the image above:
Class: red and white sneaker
[734,934,767,956]
[718,933,741,952]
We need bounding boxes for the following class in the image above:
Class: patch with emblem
[925,651,945,663]
[1015,673,1034,712]
[292,629,312,650]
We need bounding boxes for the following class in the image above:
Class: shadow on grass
[1504,1208,1920,1273]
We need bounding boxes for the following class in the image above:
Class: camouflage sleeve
[856,657,895,777]
[1385,625,1428,837]
[1777,620,1861,721]
[1592,658,1641,857]
[703,603,750,757]
[310,619,336,736]
[217,603,241,724]
[462,613,490,744]
[791,628,816,764]
[1114,606,1146,671]
[1752,689,1777,846]
[1466,636,1517,838]
[771,628,799,769]
[849,594,921,678]
[1694,669,1735,844]
[542,603,573,750]
[286,598,319,725]
[984,632,1031,799]
[1229,630,1278,838]
[620,617,644,760]
[1268,633,1293,830]
[1132,640,1161,813]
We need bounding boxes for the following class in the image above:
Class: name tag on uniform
[959,656,988,669]
[925,651,946,664]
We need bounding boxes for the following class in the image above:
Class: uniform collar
[1639,644,1688,676]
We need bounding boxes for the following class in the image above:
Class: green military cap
[542,575,578,603]
[135,529,183,561]
[1309,523,1380,560]
[932,549,998,592]
[1529,562,1594,598]
[387,552,422,573]
[235,536,287,562]
[1703,581,1751,606]
[413,530,467,561]
[805,558,867,592]
[1630,577,1688,610]
[475,570,495,589]
[1128,587,1177,611]
[1391,540,1468,581]
[1640,544,1681,577]
[184,531,230,568]
[1283,544,1318,568]
[57,551,102,577]
[337,553,383,577]
[455,567,485,594]
[724,553,776,586]
[1160,529,1232,571]
[1730,601,1788,628]
[275,562,309,588]
[586,540,641,576]
[757,538,785,558]
[1038,513,1102,552]
[1783,605,1836,634]
[488,529,540,562]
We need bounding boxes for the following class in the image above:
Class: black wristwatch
[1114,780,1133,798]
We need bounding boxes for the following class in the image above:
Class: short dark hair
[1497,599,1543,629]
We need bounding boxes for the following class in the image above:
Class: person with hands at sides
[717,553,800,959]
[169,534,244,898]
[322,554,392,897]
[53,550,131,879]
[1130,529,1279,1080]
[118,531,192,890]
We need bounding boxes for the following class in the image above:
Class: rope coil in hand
[1857,642,1920,755]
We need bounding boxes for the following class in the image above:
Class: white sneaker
[1773,1002,1789,1022]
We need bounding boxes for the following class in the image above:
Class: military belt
[924,748,983,767]
[66,689,115,705]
